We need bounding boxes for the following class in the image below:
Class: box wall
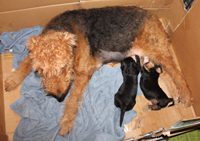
[172,0,200,116]
[1,54,21,141]
[0,134,8,141]
[0,0,79,12]
[0,0,174,12]
[0,0,175,32]
[0,56,8,141]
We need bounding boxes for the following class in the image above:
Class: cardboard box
[0,0,199,140]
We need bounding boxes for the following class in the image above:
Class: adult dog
[5,6,191,135]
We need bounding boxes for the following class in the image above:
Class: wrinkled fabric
[0,26,42,69]
[0,27,141,141]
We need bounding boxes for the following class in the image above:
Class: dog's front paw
[59,117,73,136]
[5,75,19,91]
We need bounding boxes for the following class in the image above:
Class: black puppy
[114,56,140,126]
[140,62,174,110]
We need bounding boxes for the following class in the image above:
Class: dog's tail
[120,108,126,127]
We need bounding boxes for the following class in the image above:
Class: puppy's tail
[120,108,126,127]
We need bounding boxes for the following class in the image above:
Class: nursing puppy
[140,61,174,110]
[114,56,140,126]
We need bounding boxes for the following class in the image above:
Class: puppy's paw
[59,117,73,136]
[148,104,161,110]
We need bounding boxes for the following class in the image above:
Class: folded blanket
[0,27,141,141]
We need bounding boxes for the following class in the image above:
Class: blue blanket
[0,27,141,141]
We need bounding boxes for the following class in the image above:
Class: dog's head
[28,31,76,97]
[141,56,162,78]
[142,63,162,80]
[120,56,141,76]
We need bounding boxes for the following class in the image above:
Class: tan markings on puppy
[59,28,101,135]
[140,56,155,72]
[5,56,32,91]
[28,31,76,95]
[131,15,192,106]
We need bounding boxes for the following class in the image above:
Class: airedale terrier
[5,6,192,135]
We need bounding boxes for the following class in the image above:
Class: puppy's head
[142,64,162,81]
[121,56,141,76]
[28,31,76,97]
[141,57,162,77]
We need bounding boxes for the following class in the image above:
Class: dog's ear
[120,60,125,71]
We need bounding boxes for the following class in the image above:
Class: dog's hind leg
[5,56,32,91]
[59,29,102,135]
[132,15,192,106]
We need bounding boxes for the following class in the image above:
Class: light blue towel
[0,27,140,141]
[0,26,42,69]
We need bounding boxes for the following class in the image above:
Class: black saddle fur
[43,6,149,61]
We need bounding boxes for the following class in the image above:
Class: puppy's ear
[143,61,152,73]
[135,55,140,64]
[135,55,141,69]
[155,65,163,74]
[143,65,150,73]
[120,61,125,71]
[143,56,150,65]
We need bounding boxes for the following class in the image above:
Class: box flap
[172,0,200,116]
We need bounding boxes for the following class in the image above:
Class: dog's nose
[47,92,67,102]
